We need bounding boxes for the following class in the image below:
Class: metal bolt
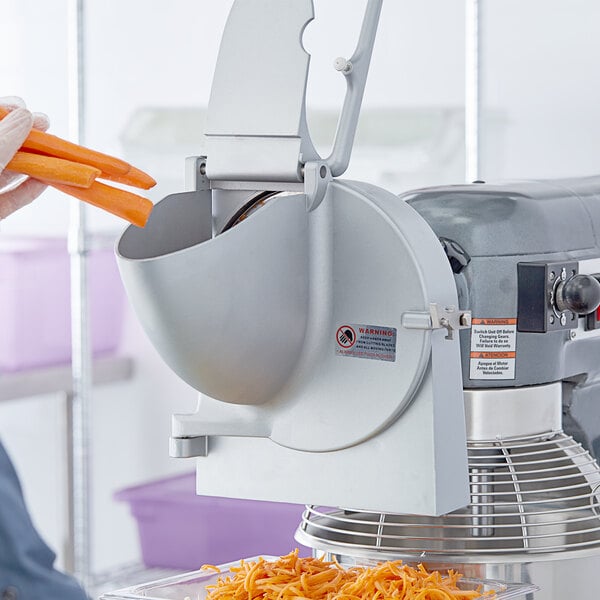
[561,267,567,281]
[570,330,577,340]
[549,271,556,282]
[334,57,353,74]
[560,313,567,326]
[549,315,555,324]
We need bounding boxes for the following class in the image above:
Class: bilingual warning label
[469,318,517,380]
[336,324,397,362]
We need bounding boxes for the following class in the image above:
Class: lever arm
[325,0,383,177]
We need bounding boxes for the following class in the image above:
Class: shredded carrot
[203,551,495,600]
[6,151,100,189]
[52,181,153,228]
[202,565,222,573]
[100,165,156,190]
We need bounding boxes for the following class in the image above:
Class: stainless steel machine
[114,1,600,598]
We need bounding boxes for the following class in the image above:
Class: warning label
[336,324,397,362]
[469,318,517,380]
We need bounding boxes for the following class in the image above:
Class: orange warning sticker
[469,317,517,380]
[470,351,516,359]
[471,318,517,326]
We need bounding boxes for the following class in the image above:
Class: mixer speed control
[555,274,600,315]
[517,261,579,332]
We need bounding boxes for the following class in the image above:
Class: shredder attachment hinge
[402,303,472,340]
[170,436,208,458]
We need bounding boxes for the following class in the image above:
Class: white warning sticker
[469,318,517,380]
[336,324,397,362]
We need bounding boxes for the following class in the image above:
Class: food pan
[100,555,539,600]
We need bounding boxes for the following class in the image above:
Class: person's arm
[0,97,48,218]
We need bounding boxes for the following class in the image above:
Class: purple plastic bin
[115,472,311,570]
[0,237,125,372]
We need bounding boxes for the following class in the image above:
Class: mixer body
[297,178,600,599]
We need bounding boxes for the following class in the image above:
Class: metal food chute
[117,1,600,598]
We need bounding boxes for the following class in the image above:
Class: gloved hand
[0,96,49,218]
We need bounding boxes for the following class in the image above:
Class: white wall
[1,0,600,581]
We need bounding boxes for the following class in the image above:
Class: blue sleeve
[0,440,87,600]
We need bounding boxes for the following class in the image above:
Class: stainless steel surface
[297,432,600,557]
[67,0,92,586]
[464,384,562,441]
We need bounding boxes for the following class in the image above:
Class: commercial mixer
[114,1,600,598]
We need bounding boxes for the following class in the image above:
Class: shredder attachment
[116,0,471,516]
[117,178,470,515]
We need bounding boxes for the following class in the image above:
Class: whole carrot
[52,181,154,228]
[7,151,100,188]
[0,106,131,176]
[100,165,156,190]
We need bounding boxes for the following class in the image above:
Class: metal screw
[570,330,577,340]
[334,57,353,74]
[549,315,555,324]
[319,165,327,178]
[560,313,567,326]
[549,271,556,282]
[561,267,567,281]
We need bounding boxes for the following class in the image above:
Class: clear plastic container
[101,556,540,600]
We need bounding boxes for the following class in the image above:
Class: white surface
[0,0,599,578]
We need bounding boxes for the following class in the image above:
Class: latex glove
[0,96,49,218]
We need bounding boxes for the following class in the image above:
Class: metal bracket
[169,435,209,458]
[402,303,472,340]
[185,156,209,192]
[304,161,332,211]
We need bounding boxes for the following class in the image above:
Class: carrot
[6,151,100,189]
[0,106,131,176]
[100,165,156,190]
[203,551,492,600]
[51,181,153,228]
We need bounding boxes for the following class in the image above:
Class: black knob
[556,274,600,315]
[440,237,471,274]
